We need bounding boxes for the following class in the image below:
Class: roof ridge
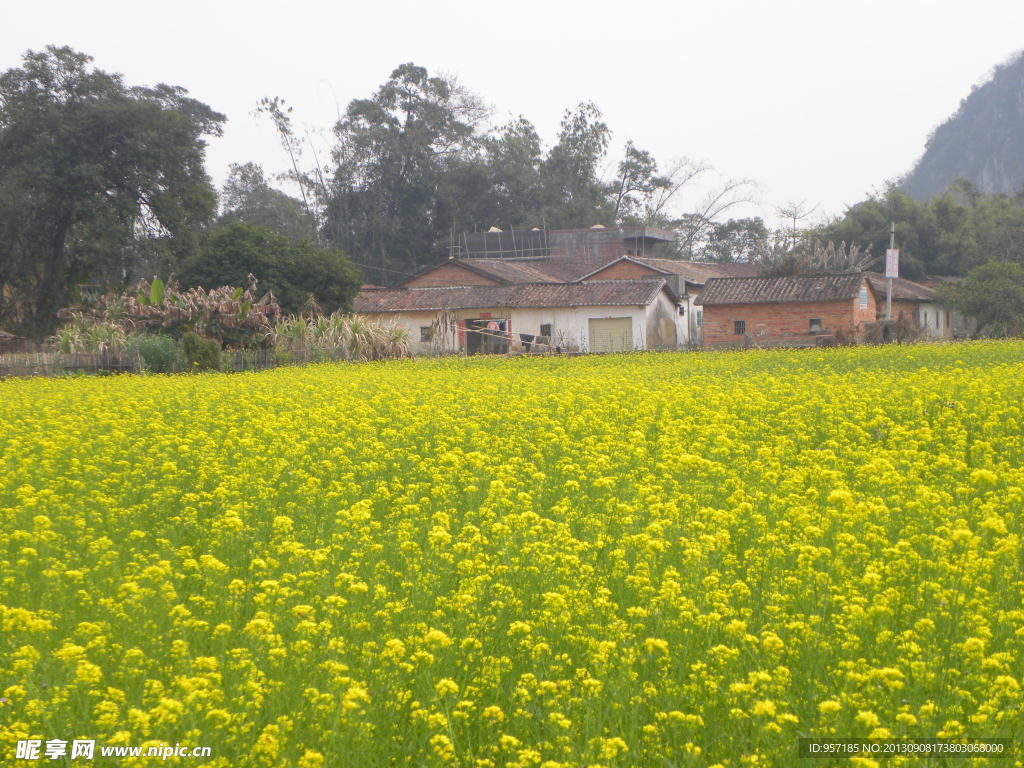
[704,271,863,280]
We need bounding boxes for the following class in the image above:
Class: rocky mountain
[902,51,1024,200]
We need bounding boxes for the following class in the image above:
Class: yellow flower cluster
[1,342,1022,766]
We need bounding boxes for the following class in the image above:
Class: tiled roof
[574,256,762,283]
[471,256,621,282]
[920,275,963,287]
[865,272,935,301]
[355,280,668,313]
[696,273,868,306]
[527,258,616,281]
[408,254,764,288]
[458,259,562,283]
[634,258,762,283]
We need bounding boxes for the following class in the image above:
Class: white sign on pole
[885,248,899,278]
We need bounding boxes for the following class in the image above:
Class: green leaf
[150,277,165,306]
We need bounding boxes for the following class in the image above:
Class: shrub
[182,332,221,372]
[128,334,184,374]
[49,314,128,354]
[938,260,1024,338]
[271,312,410,361]
[64,274,281,349]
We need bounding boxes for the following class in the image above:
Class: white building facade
[355,280,684,355]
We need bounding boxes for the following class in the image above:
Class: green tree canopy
[326,63,488,282]
[537,102,614,228]
[938,260,1024,337]
[269,63,753,281]
[178,222,362,314]
[0,45,225,337]
[219,162,315,242]
[816,180,1024,279]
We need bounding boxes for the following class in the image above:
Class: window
[420,326,432,342]
[696,310,703,328]
[809,318,823,333]
[859,286,868,309]
[733,320,745,335]
[539,323,552,338]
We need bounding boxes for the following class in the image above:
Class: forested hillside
[902,51,1024,200]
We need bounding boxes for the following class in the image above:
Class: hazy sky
[5,0,1023,227]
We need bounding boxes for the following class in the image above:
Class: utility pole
[886,221,896,321]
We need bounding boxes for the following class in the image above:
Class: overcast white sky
[5,0,1023,227]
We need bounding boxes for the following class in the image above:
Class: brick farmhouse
[696,273,879,348]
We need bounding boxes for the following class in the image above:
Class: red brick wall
[404,262,499,288]
[888,300,920,324]
[586,260,663,280]
[702,291,876,348]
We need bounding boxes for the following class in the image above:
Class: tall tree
[326,63,488,282]
[606,141,669,224]
[219,162,315,242]
[539,102,613,228]
[0,46,224,336]
[696,217,770,262]
[816,186,934,279]
[478,117,545,229]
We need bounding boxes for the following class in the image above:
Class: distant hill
[902,51,1024,201]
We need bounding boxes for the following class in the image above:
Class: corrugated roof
[865,272,935,301]
[696,273,869,306]
[355,280,668,313]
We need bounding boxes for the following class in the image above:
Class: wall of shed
[888,300,922,325]
[404,262,499,288]
[681,291,702,348]
[918,302,953,338]
[888,302,973,339]
[701,294,874,348]
[645,290,682,349]
[586,260,664,280]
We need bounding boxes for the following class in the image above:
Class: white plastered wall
[360,290,685,355]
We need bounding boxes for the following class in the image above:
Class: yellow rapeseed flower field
[1,342,1022,766]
